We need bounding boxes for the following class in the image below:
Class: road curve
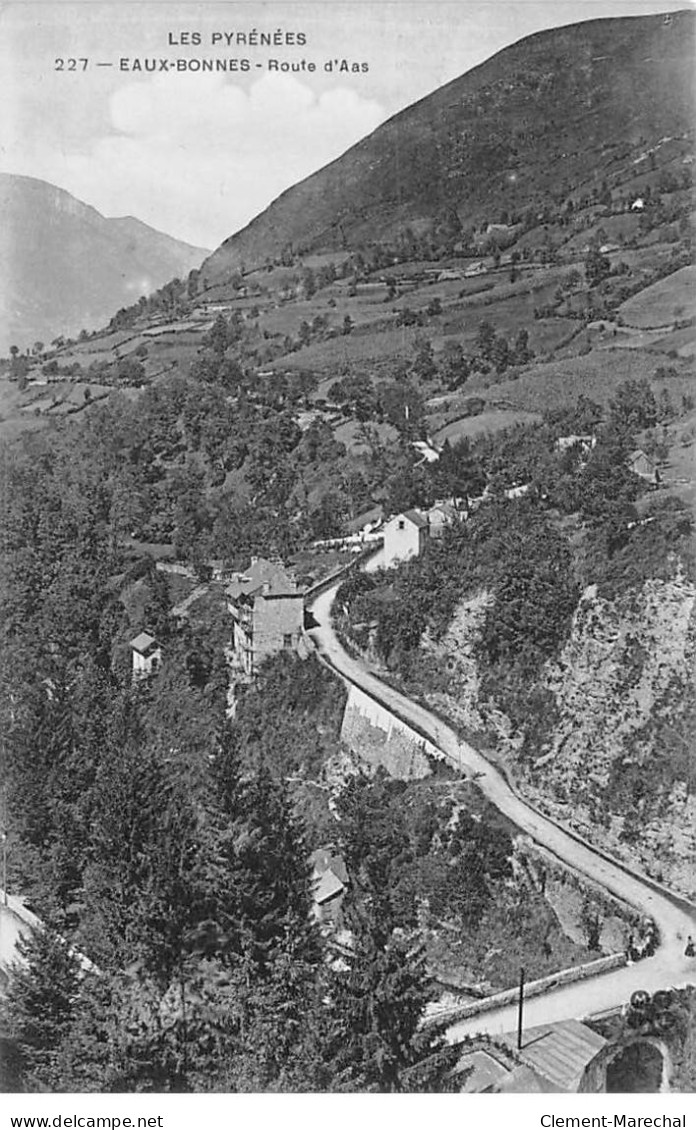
[307,551,696,1041]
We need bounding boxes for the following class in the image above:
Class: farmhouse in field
[628,448,660,485]
[382,509,429,567]
[226,557,304,678]
[130,631,162,681]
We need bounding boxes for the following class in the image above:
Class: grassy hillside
[618,264,695,328]
[201,9,695,281]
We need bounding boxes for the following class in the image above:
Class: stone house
[382,509,429,567]
[226,557,304,678]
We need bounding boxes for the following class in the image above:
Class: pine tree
[201,743,323,1087]
[325,911,457,1092]
[0,927,81,1089]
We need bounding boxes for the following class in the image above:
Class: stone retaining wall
[340,683,447,780]
[424,952,627,1032]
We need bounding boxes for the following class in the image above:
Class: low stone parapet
[423,952,628,1033]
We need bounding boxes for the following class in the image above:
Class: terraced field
[618,265,695,329]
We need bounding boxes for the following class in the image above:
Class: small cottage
[628,448,660,485]
[382,509,429,567]
[131,631,162,680]
[310,849,349,925]
[427,501,460,538]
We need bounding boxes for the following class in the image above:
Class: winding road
[307,549,696,1042]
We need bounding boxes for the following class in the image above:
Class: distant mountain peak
[0,174,210,352]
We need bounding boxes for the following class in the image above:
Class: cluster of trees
[0,359,394,569]
[327,372,426,437]
[108,277,191,333]
[336,773,513,932]
[470,320,534,376]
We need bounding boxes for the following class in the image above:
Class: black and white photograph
[0,0,694,1110]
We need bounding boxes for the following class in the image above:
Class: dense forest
[0,368,465,1089]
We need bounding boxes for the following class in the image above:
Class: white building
[131,632,162,680]
[382,509,429,567]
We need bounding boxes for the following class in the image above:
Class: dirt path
[307,550,696,1041]
[171,584,208,619]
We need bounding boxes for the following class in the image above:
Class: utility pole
[517,966,525,1050]
[2,832,7,907]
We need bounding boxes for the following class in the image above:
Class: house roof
[399,508,429,529]
[310,848,349,887]
[457,1050,510,1093]
[629,448,654,466]
[500,1020,606,1093]
[346,505,384,535]
[226,557,300,601]
[130,631,159,655]
[314,869,346,905]
[311,847,349,906]
[497,1065,552,1093]
[428,502,458,521]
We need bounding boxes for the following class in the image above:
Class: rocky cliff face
[530,573,696,898]
[421,573,696,899]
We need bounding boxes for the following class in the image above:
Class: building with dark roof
[226,557,304,677]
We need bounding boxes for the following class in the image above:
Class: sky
[0,0,690,249]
